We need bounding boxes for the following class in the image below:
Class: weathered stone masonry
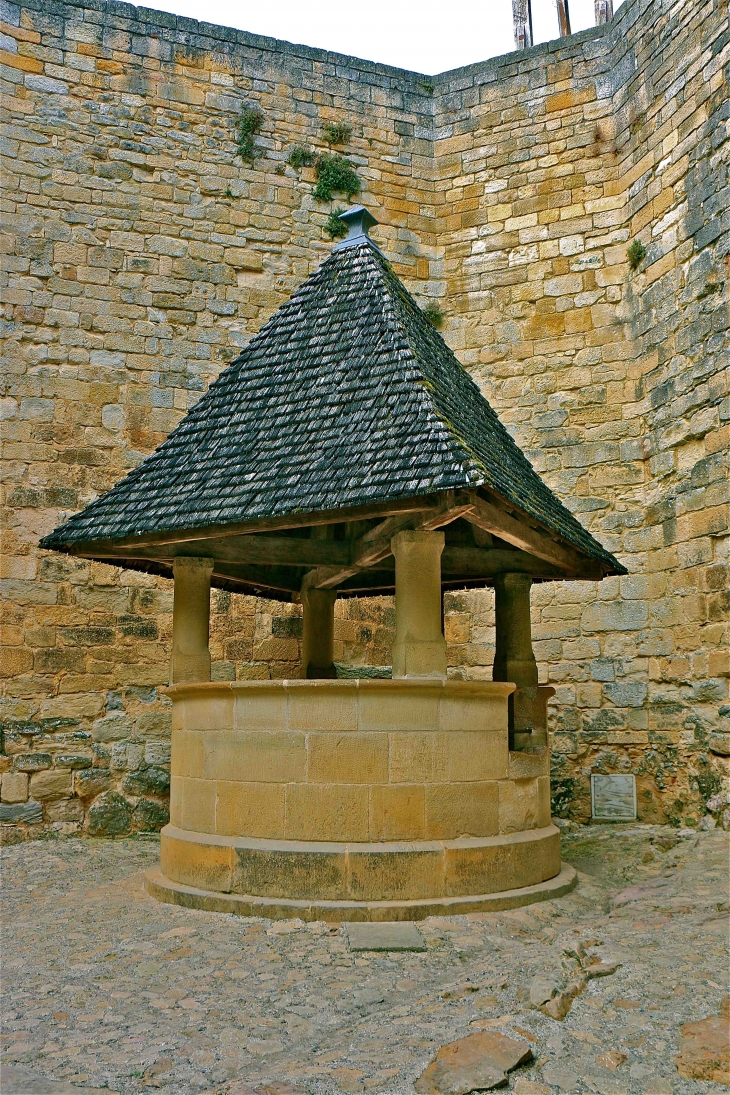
[1,0,728,838]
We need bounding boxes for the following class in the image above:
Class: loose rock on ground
[1,825,728,1094]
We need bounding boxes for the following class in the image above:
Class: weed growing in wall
[627,239,646,271]
[313,154,360,202]
[237,106,263,165]
[422,302,445,328]
[324,208,349,239]
[322,121,352,146]
[288,145,314,171]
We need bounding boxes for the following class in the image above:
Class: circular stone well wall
[146,680,575,919]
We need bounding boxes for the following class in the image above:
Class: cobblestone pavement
[1,826,728,1095]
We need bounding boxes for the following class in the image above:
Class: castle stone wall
[1,0,727,838]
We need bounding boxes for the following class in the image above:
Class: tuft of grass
[288,145,314,171]
[422,302,445,328]
[313,154,360,202]
[627,239,646,271]
[322,120,352,146]
[236,105,263,165]
[324,207,349,239]
[225,187,234,199]
[420,80,435,94]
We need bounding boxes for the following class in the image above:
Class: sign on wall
[590,773,637,821]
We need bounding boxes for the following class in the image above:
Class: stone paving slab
[0,1062,116,1093]
[1,827,728,1095]
[344,922,426,951]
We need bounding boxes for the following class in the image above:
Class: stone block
[161,829,234,893]
[180,776,216,833]
[202,730,305,783]
[389,731,448,783]
[287,682,358,732]
[175,691,234,732]
[170,729,203,777]
[446,731,508,781]
[308,732,388,784]
[345,922,426,951]
[1,771,28,802]
[30,768,72,800]
[369,784,426,840]
[234,687,287,731]
[498,778,541,834]
[360,685,440,732]
[216,781,285,839]
[425,782,499,839]
[285,783,368,841]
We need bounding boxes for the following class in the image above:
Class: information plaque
[590,773,637,820]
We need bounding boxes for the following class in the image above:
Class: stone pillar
[391,530,447,679]
[170,557,214,685]
[493,573,538,688]
[512,0,533,49]
[301,587,337,679]
[493,573,548,749]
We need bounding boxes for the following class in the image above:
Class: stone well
[145,678,575,920]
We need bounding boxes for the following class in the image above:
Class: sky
[135,0,625,74]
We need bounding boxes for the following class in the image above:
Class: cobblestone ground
[1,826,728,1095]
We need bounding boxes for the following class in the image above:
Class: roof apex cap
[333,205,379,250]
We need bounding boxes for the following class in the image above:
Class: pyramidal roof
[41,210,621,573]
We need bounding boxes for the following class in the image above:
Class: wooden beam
[465,494,586,573]
[302,492,475,590]
[68,496,441,554]
[72,534,351,569]
[557,0,571,36]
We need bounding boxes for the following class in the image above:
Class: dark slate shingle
[40,238,621,571]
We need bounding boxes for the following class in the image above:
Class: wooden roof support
[464,494,590,574]
[301,493,474,591]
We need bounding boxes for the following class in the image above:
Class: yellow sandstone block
[169,775,184,827]
[180,776,216,833]
[388,731,448,783]
[170,728,203,777]
[285,783,368,841]
[425,782,499,839]
[176,691,234,731]
[234,687,287,731]
[215,781,285,838]
[202,730,305,783]
[369,784,426,840]
[446,731,508,781]
[287,682,358,732]
[359,685,440,732]
[498,778,540,834]
[307,732,388,784]
[0,49,43,73]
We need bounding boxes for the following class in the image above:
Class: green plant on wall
[422,302,444,328]
[627,239,646,271]
[237,106,263,165]
[324,207,348,239]
[313,154,360,202]
[288,145,314,171]
[322,121,352,146]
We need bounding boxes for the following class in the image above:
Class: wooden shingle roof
[41,214,624,585]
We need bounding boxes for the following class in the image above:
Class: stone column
[391,530,447,679]
[493,572,548,749]
[301,587,337,679]
[170,557,214,685]
[493,573,538,687]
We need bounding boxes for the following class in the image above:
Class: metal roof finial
[333,206,379,250]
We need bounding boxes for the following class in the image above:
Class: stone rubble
[0,824,727,1094]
